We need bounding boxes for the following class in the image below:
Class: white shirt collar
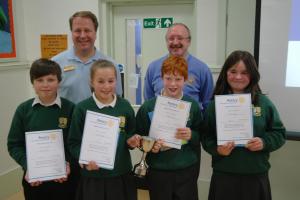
[92,92,117,109]
[160,89,184,99]
[32,94,61,108]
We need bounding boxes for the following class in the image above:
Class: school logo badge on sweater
[119,116,126,132]
[58,117,68,128]
[253,106,261,116]
[119,116,126,127]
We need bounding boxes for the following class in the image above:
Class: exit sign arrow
[144,17,173,29]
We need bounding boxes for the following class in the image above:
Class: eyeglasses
[166,36,190,42]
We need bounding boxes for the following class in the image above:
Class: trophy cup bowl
[133,136,155,178]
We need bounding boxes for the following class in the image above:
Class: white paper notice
[25,129,66,183]
[215,94,253,145]
[79,111,120,170]
[149,96,191,149]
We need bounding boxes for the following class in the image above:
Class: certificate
[149,96,191,149]
[79,111,120,170]
[25,129,66,183]
[215,94,253,145]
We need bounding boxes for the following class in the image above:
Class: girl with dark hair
[202,50,286,200]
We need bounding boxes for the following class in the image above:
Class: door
[112,3,195,104]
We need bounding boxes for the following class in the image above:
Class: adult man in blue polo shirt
[52,11,122,104]
[144,23,213,111]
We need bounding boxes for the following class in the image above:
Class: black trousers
[148,164,199,200]
[75,172,137,200]
[208,172,272,200]
[22,168,79,200]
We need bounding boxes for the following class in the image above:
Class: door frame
[99,0,196,57]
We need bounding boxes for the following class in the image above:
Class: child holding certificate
[135,55,203,200]
[7,58,78,200]
[68,59,138,200]
[202,50,286,200]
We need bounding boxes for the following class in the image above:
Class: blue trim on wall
[135,19,142,104]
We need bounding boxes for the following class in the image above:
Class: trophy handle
[140,151,148,162]
[138,146,144,151]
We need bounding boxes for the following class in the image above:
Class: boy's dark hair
[30,58,62,83]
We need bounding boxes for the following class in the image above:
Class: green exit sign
[143,17,173,29]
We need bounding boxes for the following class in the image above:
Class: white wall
[0,64,31,174]
[22,0,100,61]
[0,0,31,175]
[226,0,256,55]
[196,0,221,66]
[195,0,256,67]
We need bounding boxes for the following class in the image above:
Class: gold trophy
[133,136,155,177]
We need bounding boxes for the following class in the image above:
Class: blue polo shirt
[52,47,122,104]
[144,54,214,111]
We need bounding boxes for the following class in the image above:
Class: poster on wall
[0,0,16,59]
[41,34,68,59]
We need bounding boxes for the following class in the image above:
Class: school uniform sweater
[7,98,75,171]
[136,95,202,170]
[68,96,135,178]
[202,94,286,174]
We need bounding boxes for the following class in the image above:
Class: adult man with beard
[143,23,213,111]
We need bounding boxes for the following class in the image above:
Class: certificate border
[215,93,254,146]
[79,110,120,170]
[25,129,66,182]
[149,95,191,149]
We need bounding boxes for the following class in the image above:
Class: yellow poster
[41,34,67,59]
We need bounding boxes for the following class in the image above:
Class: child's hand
[66,162,71,175]
[25,171,42,186]
[54,177,67,183]
[80,161,99,171]
[85,161,99,171]
[217,141,235,156]
[176,127,192,141]
[151,139,164,153]
[127,134,142,148]
[54,162,70,183]
[246,137,264,151]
